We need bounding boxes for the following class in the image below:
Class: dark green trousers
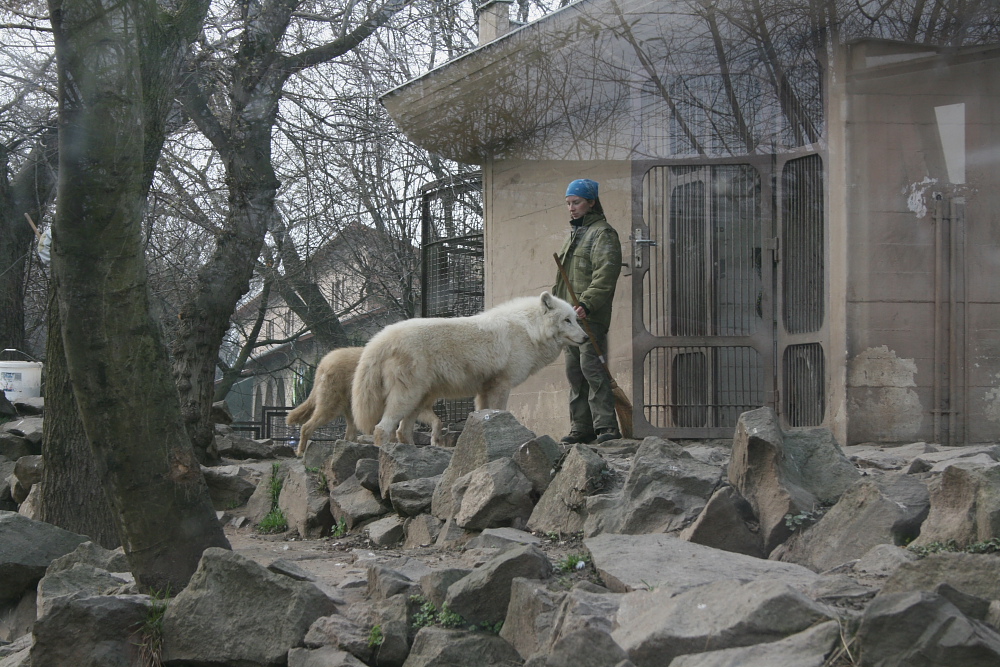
[564,328,618,434]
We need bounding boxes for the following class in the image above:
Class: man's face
[566,196,594,219]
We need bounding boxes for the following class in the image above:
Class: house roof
[380,0,671,164]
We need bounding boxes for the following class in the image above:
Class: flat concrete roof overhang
[379,0,670,164]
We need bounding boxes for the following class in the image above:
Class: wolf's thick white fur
[285,346,363,457]
[352,292,588,447]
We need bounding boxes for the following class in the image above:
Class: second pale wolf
[285,347,363,457]
[285,345,441,455]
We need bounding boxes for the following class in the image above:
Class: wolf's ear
[540,291,554,310]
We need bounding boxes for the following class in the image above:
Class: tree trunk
[0,126,58,352]
[39,291,121,549]
[171,127,278,462]
[48,0,226,592]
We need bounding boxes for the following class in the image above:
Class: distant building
[221,222,415,423]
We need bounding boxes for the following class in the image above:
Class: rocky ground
[4,398,1000,666]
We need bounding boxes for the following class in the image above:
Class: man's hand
[575,305,587,319]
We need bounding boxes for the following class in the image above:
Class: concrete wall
[843,45,1000,444]
[483,159,634,439]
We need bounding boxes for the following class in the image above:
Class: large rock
[431,411,536,520]
[215,432,274,460]
[1,418,42,448]
[325,441,382,489]
[162,548,338,665]
[667,620,840,667]
[512,436,564,496]
[201,464,258,510]
[678,485,764,557]
[402,626,523,666]
[584,437,722,536]
[403,514,444,548]
[47,541,130,574]
[446,544,553,625]
[529,584,623,661]
[378,443,452,498]
[288,646,370,666]
[909,463,1000,548]
[390,477,439,517]
[907,444,1000,473]
[728,408,860,553]
[303,614,376,664]
[0,434,32,463]
[499,578,566,660]
[532,629,630,667]
[280,462,336,538]
[12,455,41,490]
[878,552,1000,601]
[366,515,406,547]
[612,579,835,667]
[329,476,392,530]
[0,512,89,603]
[30,594,151,667]
[455,458,534,530]
[857,590,1000,666]
[527,445,608,535]
[585,533,820,594]
[243,461,292,524]
[773,474,929,572]
[36,564,132,618]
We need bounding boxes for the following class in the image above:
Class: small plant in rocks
[558,553,587,572]
[135,587,170,667]
[784,507,827,532]
[257,463,287,533]
[367,624,384,648]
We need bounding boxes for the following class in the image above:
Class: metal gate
[420,172,484,424]
[631,152,826,439]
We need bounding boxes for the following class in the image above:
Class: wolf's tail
[351,343,385,435]
[285,394,315,425]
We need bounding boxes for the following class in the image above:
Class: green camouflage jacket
[553,211,622,332]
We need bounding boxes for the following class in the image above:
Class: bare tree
[47,0,227,591]
[169,0,415,461]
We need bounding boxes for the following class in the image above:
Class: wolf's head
[540,291,588,347]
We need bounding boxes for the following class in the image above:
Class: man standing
[553,178,623,444]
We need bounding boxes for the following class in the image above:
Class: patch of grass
[331,516,348,538]
[367,624,384,648]
[436,603,464,629]
[134,587,170,667]
[258,508,288,534]
[407,596,483,632]
[907,538,1000,558]
[411,595,438,629]
[257,463,288,534]
[558,553,587,572]
[784,507,827,532]
[268,463,283,504]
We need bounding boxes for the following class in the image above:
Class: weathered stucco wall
[482,159,634,439]
[844,44,1000,444]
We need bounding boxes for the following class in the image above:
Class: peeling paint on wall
[984,373,1000,423]
[847,346,922,442]
[847,345,917,387]
[902,177,938,218]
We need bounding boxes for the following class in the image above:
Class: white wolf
[352,292,588,447]
[286,346,443,456]
[285,347,363,457]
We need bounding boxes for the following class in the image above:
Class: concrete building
[381,0,1000,445]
